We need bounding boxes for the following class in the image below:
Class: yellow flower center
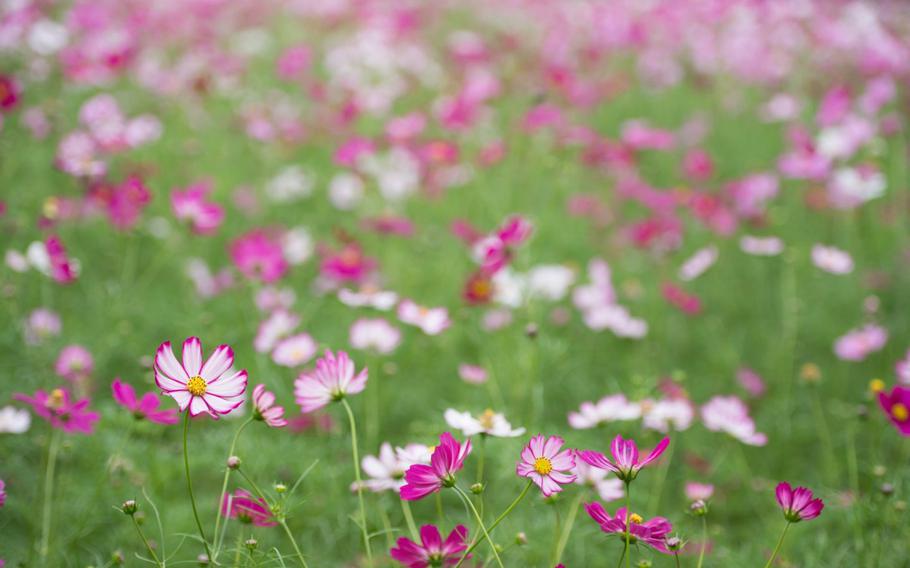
[187,376,207,396]
[629,513,643,524]
[533,457,553,475]
[479,409,496,430]
[869,378,886,393]
[892,403,909,422]
[48,388,65,410]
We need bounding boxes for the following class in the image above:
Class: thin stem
[455,480,533,568]
[648,440,674,515]
[131,515,163,567]
[763,521,791,568]
[401,499,419,541]
[623,482,631,568]
[615,546,626,568]
[233,530,244,567]
[453,486,504,568]
[696,514,707,568]
[279,520,310,568]
[38,428,61,562]
[476,435,486,483]
[341,398,373,567]
[183,412,212,561]
[675,552,681,568]
[554,491,584,564]
[213,417,254,562]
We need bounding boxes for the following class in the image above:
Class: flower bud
[111,550,125,565]
[873,465,887,477]
[275,483,288,494]
[635,560,652,567]
[880,483,895,497]
[120,500,138,516]
[690,499,707,516]
[515,532,527,546]
[197,553,210,565]
[666,536,683,551]
[470,483,484,495]
[245,538,258,550]
[227,456,241,470]
[524,323,538,339]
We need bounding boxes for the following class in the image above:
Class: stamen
[533,457,553,475]
[187,376,207,396]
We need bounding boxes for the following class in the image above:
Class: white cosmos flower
[444,408,525,438]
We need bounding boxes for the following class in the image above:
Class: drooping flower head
[400,432,472,501]
[877,385,910,436]
[585,502,673,553]
[294,350,367,413]
[14,388,100,434]
[516,435,577,497]
[111,378,179,425]
[154,337,247,419]
[390,524,469,568]
[578,435,670,483]
[252,384,287,428]
[775,482,824,523]
[221,489,277,527]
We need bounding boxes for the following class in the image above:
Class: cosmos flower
[221,489,277,527]
[516,435,577,497]
[573,457,625,501]
[14,388,100,434]
[739,235,784,256]
[154,337,247,418]
[401,432,471,501]
[0,406,30,434]
[358,443,432,493]
[24,308,61,345]
[54,345,94,382]
[271,333,318,367]
[390,524,469,568]
[474,215,533,274]
[578,435,670,483]
[700,396,767,446]
[878,385,910,436]
[397,300,451,336]
[678,246,718,281]
[457,364,488,384]
[775,482,824,522]
[338,286,399,310]
[349,318,402,354]
[585,503,673,553]
[111,378,179,425]
[45,235,78,284]
[171,180,225,235]
[568,395,641,429]
[254,310,302,354]
[641,398,694,432]
[834,324,887,361]
[252,384,288,428]
[294,350,367,413]
[230,229,288,284]
[685,482,715,502]
[444,409,525,438]
[811,245,853,275]
[320,242,377,283]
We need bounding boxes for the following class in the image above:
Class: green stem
[675,552,681,568]
[213,417,254,561]
[38,428,61,562]
[131,515,163,567]
[648,440,674,515]
[455,480,533,568]
[183,412,212,561]
[341,398,373,567]
[476,435,486,484]
[453,486,504,568]
[401,499,419,541]
[763,522,791,568]
[696,515,707,568]
[233,530,244,567]
[554,491,584,564]
[623,482,631,568]
[279,520,310,568]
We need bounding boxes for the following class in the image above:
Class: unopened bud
[470,483,484,495]
[245,538,258,550]
[227,456,241,470]
[275,483,288,494]
[666,536,683,551]
[197,553,210,565]
[515,532,527,545]
[895,500,907,512]
[690,499,707,516]
[857,404,869,420]
[881,483,895,497]
[636,560,652,568]
[524,323,538,339]
[873,465,887,477]
[120,500,138,516]
[111,550,125,565]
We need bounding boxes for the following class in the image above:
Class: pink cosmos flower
[585,503,673,553]
[678,246,718,282]
[475,215,533,274]
[701,395,767,446]
[568,395,641,429]
[457,364,488,384]
[740,235,784,256]
[276,44,312,80]
[878,385,910,436]
[516,435,576,497]
[685,482,715,502]
[221,489,277,527]
[736,367,767,397]
[775,482,824,522]
[834,324,888,361]
[45,235,77,284]
[252,384,287,428]
[578,435,670,483]
[359,443,432,493]
[397,300,451,336]
[89,176,152,231]
[896,350,910,385]
[56,132,105,178]
[661,283,702,316]
[641,398,694,433]
[111,378,178,425]
[14,388,100,434]
[390,524,469,568]
[171,180,225,235]
[444,409,524,438]
[0,478,5,508]
[271,333,318,368]
[55,345,93,382]
[401,432,471,501]
[320,242,377,283]
[812,245,854,275]
[349,318,402,354]
[254,310,301,354]
[230,230,288,284]
[24,308,61,345]
[154,337,247,418]
[0,75,20,112]
[338,286,398,310]
[294,350,367,413]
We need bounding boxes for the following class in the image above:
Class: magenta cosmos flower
[401,432,472,501]
[0,478,5,508]
[221,489,277,527]
[229,229,288,284]
[111,378,178,425]
[516,435,577,497]
[252,384,287,427]
[585,502,673,553]
[154,337,247,418]
[294,350,367,413]
[390,524,469,568]
[578,434,670,483]
[14,388,99,434]
[171,180,225,235]
[878,385,910,435]
[775,482,824,522]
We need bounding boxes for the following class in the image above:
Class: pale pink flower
[568,395,641,429]
[24,308,61,345]
[812,245,854,275]
[641,398,694,433]
[457,364,488,385]
[517,435,576,497]
[834,324,888,361]
[358,443,432,493]
[171,180,224,235]
[895,350,910,385]
[573,457,625,501]
[739,235,784,256]
[397,300,451,336]
[255,287,296,313]
[349,318,401,354]
[154,337,247,418]
[254,310,301,353]
[294,350,367,413]
[700,396,767,446]
[252,384,287,427]
[271,333,317,368]
[54,345,93,382]
[338,286,398,310]
[444,409,525,438]
[685,482,715,502]
[678,246,718,282]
